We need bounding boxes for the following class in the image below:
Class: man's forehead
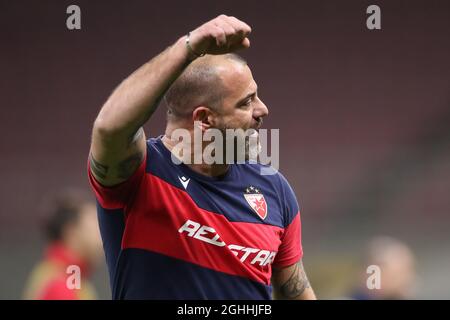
[189,54,256,99]
[217,61,256,98]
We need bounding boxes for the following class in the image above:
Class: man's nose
[253,97,269,118]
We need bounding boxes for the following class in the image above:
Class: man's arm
[272,260,317,300]
[89,36,192,187]
[89,15,252,186]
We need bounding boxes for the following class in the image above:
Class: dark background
[1,0,449,298]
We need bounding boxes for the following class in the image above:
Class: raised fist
[187,15,252,56]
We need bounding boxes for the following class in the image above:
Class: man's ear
[192,106,214,132]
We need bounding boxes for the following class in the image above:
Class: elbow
[93,99,127,135]
[93,116,113,138]
[92,114,124,142]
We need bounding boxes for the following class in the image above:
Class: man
[88,15,316,299]
[23,191,103,300]
[350,236,417,300]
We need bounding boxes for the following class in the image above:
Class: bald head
[365,236,414,266]
[164,53,247,121]
[364,236,416,299]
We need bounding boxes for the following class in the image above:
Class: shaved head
[363,236,416,299]
[164,53,247,121]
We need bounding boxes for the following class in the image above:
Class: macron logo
[178,176,190,189]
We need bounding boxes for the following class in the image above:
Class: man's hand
[188,15,252,56]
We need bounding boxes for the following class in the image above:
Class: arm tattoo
[90,151,143,182]
[89,153,109,179]
[277,261,311,299]
[117,152,144,179]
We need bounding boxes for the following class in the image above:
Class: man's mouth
[251,119,262,131]
[253,117,263,130]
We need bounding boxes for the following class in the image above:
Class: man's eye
[243,99,252,106]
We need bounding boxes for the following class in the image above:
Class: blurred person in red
[23,191,103,300]
[350,236,417,299]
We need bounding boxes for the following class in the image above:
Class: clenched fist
[187,15,252,56]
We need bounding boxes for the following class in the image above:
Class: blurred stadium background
[1,0,449,299]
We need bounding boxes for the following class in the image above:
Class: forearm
[273,282,316,300]
[292,287,317,300]
[93,36,192,143]
[272,260,317,300]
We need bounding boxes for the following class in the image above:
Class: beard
[213,125,262,164]
[244,129,262,162]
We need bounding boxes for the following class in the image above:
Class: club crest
[244,186,268,220]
